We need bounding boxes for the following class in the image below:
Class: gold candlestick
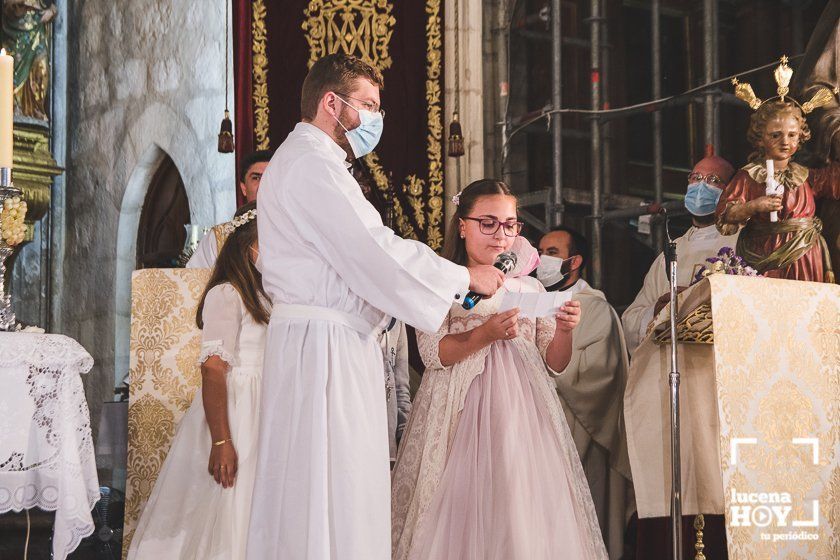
[0,168,24,331]
[693,514,706,560]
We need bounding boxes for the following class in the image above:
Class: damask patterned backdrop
[233,0,446,249]
[709,275,839,560]
[122,269,211,558]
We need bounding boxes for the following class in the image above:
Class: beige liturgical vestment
[556,279,634,560]
[621,226,738,354]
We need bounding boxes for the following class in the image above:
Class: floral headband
[452,191,462,206]
[223,209,257,233]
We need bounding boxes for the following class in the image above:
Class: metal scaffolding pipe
[651,0,665,296]
[495,1,511,182]
[589,0,602,288]
[601,0,611,197]
[601,199,686,221]
[703,0,717,150]
[712,0,720,149]
[551,0,563,226]
[652,0,663,206]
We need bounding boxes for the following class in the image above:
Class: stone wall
[60,0,235,427]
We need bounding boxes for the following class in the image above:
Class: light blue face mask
[334,96,384,158]
[684,181,723,216]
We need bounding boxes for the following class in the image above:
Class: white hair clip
[452,191,462,206]
[223,209,257,233]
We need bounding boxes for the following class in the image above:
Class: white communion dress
[128,283,267,560]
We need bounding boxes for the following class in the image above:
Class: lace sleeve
[536,316,557,357]
[534,279,562,375]
[416,310,451,370]
[198,283,243,368]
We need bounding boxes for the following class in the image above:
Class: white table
[0,332,100,560]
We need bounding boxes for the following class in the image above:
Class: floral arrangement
[0,196,27,246]
[691,246,758,285]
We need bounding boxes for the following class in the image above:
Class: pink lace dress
[391,276,607,560]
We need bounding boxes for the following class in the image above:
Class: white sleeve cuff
[453,266,471,303]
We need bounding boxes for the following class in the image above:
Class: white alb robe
[247,122,469,560]
[621,225,738,354]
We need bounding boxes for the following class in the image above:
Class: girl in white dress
[391,180,608,560]
[128,202,269,560]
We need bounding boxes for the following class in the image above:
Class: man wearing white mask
[537,226,634,559]
[247,53,504,560]
[621,147,739,355]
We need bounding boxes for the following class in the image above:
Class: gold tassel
[218,110,234,153]
[448,111,465,158]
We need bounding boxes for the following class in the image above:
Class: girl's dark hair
[196,201,270,328]
[442,179,515,266]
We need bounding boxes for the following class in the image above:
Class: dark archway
[136,154,190,269]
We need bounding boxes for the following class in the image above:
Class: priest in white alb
[621,147,739,354]
[246,53,504,560]
[536,225,634,559]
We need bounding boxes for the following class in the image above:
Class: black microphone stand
[661,208,682,559]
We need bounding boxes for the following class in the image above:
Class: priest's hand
[653,286,688,316]
[467,265,505,296]
[209,441,238,489]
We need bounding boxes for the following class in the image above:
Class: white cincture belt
[272,304,379,338]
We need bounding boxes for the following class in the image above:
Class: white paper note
[498,291,573,319]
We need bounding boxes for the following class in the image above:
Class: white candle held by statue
[0,49,12,171]
[765,159,780,223]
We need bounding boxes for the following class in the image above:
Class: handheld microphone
[462,251,517,310]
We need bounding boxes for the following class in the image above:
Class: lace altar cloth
[0,333,100,560]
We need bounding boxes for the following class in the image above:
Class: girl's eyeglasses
[462,217,523,237]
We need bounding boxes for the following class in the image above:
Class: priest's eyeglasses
[687,171,725,188]
[462,217,523,237]
[335,92,385,117]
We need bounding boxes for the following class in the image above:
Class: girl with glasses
[391,180,607,560]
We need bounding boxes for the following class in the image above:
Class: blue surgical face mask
[684,181,722,216]
[333,96,384,158]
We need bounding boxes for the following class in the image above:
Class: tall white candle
[0,49,13,170]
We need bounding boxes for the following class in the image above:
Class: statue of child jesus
[716,58,840,282]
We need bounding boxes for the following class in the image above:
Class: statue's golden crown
[731,56,838,114]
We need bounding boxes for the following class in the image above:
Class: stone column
[444,0,485,223]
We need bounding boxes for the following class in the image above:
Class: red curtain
[232,0,446,249]
[232,0,255,207]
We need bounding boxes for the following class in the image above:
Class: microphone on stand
[659,206,677,281]
[658,206,683,559]
[462,251,517,310]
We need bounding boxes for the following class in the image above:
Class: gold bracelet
[213,438,231,447]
